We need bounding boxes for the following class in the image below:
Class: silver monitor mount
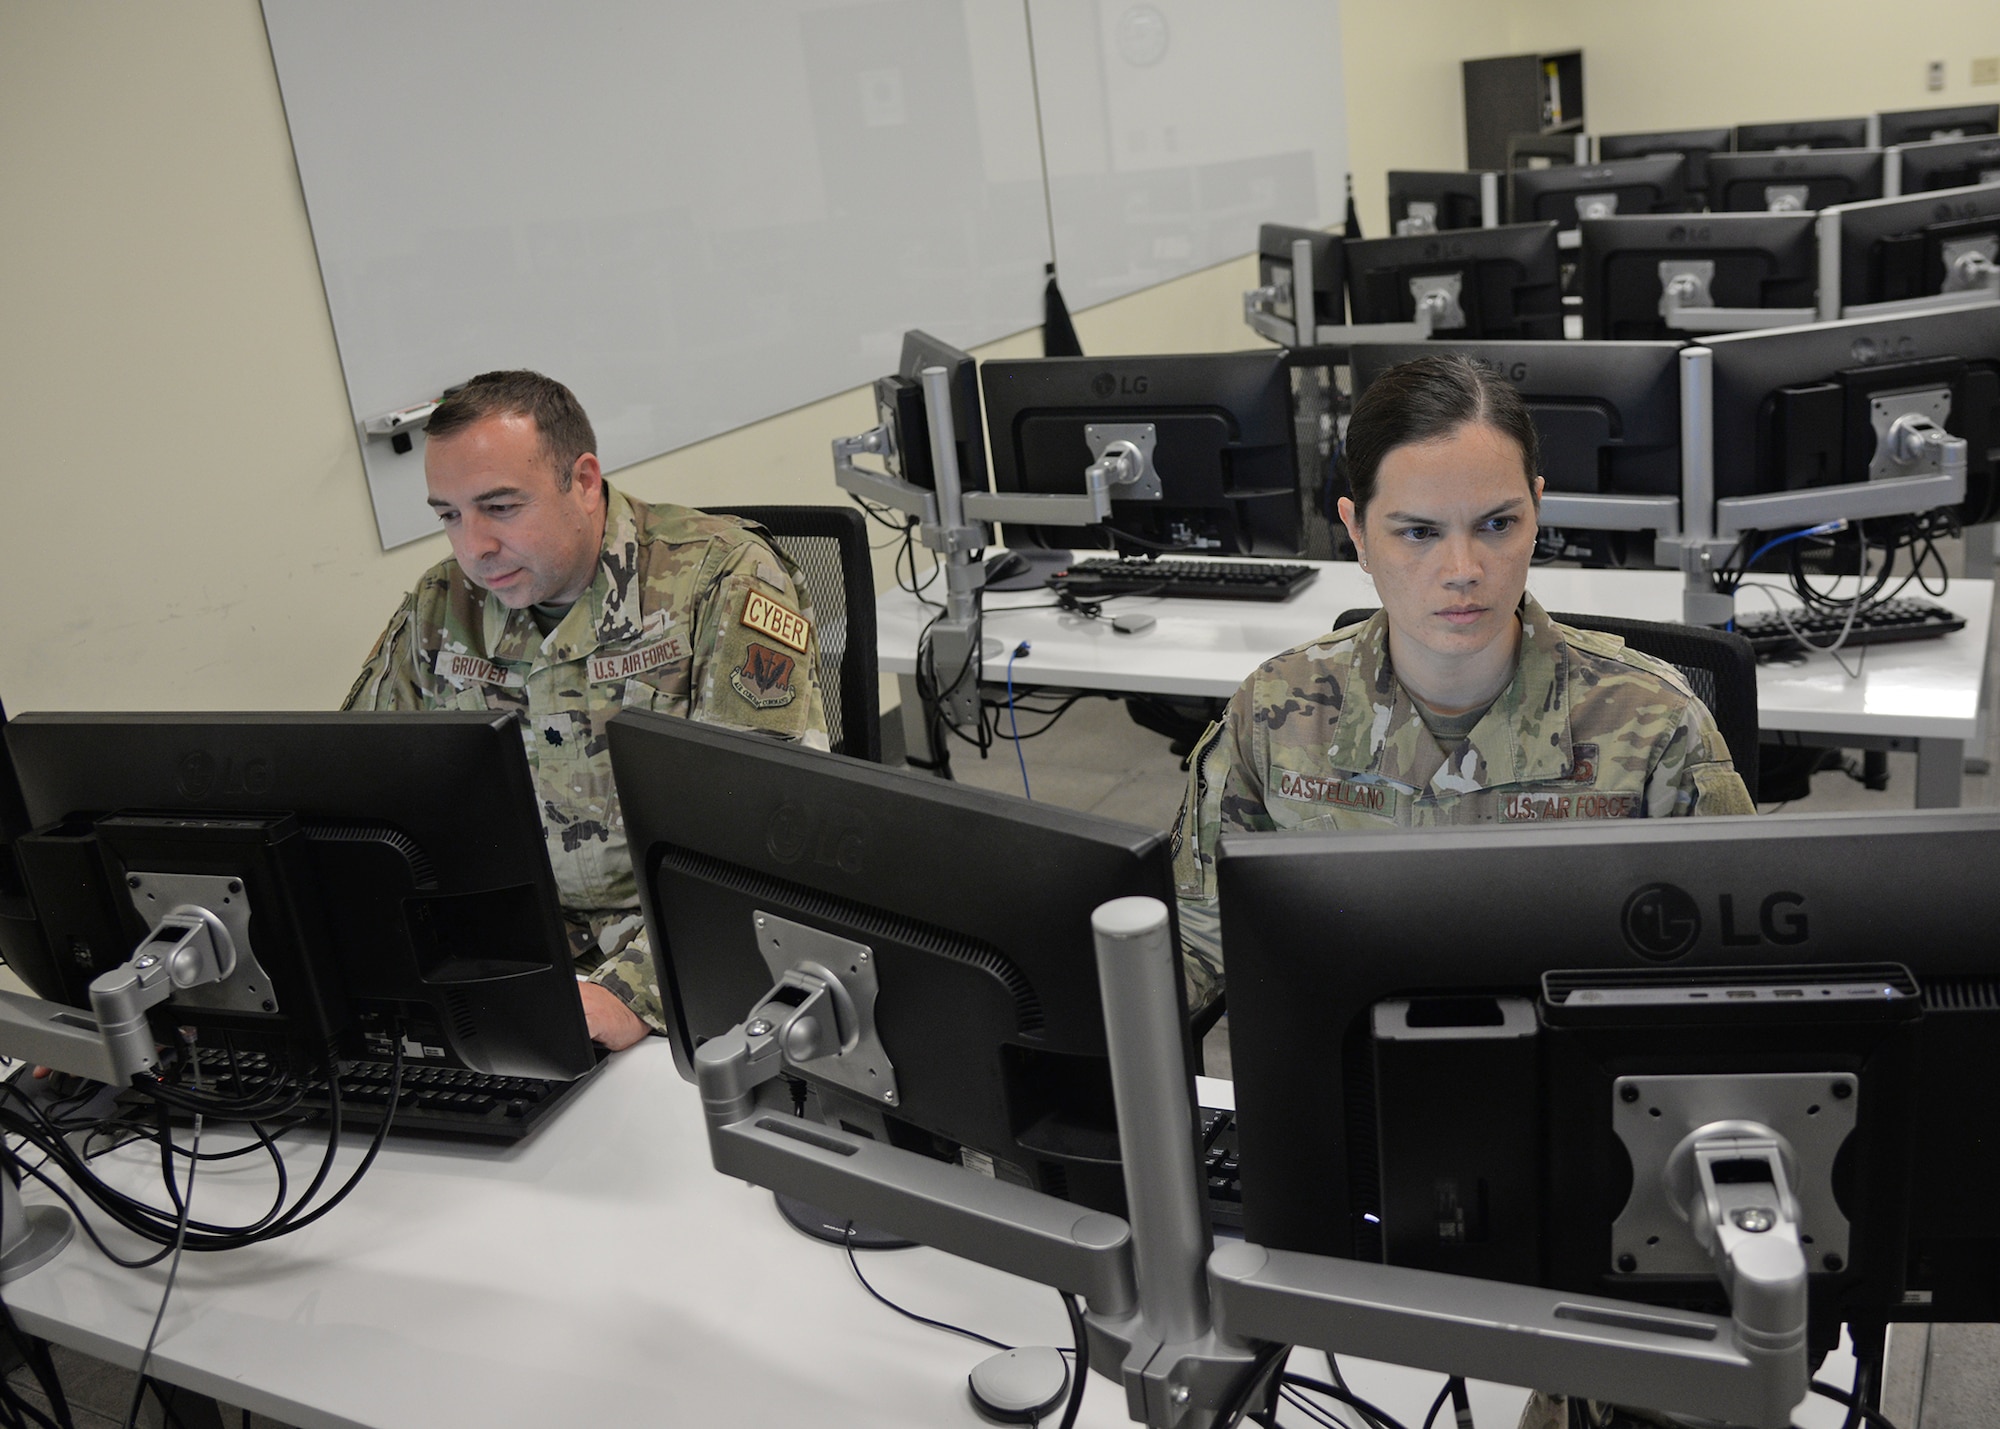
[832,366,1137,732]
[693,895,1809,1429]
[0,885,247,1280]
[1244,237,1433,349]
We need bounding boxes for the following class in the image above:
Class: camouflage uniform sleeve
[576,913,669,1036]
[341,595,427,711]
[1169,679,1276,1008]
[685,535,831,751]
[1643,699,1757,818]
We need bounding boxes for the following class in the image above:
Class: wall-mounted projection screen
[262,1,1347,548]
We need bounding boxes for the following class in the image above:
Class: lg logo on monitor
[1621,882,1807,960]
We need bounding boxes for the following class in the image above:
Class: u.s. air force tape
[740,590,810,653]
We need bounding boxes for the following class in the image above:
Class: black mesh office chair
[1333,607,1760,795]
[709,505,881,763]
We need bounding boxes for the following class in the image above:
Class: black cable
[1281,1383,1356,1429]
[1281,1374,1414,1429]
[1326,1355,1393,1429]
[1810,1379,1899,1429]
[1213,1344,1289,1429]
[841,1231,1010,1351]
[121,1111,199,1429]
[1054,1293,1089,1429]
[1420,1379,1454,1429]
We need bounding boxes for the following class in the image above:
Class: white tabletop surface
[1,1045,1550,1429]
[878,559,1994,743]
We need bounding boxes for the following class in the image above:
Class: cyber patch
[740,589,811,653]
[729,642,797,709]
[1274,769,1389,813]
[1502,791,1637,821]
[433,650,524,689]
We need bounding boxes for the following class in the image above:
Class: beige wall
[3,1,1993,714]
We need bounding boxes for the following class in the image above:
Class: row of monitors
[1263,181,2000,343]
[1392,132,2000,234]
[11,704,2000,1346]
[887,297,2000,560]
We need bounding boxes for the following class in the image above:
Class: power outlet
[1927,59,1947,91]
[1974,56,2000,87]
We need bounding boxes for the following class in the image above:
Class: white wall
[4,0,1993,713]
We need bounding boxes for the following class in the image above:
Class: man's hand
[578,980,651,1051]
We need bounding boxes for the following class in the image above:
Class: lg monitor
[1595,127,1734,198]
[1890,133,2000,196]
[1703,302,2000,529]
[1508,156,1692,235]
[2,712,597,1081]
[977,349,1302,556]
[1579,212,1818,339]
[1350,339,1681,537]
[1342,223,1564,340]
[1734,117,1870,153]
[1706,149,1884,213]
[1253,223,1344,339]
[1875,104,2000,149]
[1218,809,2000,1346]
[607,709,1182,1218]
[1385,171,1498,235]
[1823,183,2000,317]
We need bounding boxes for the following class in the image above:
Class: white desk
[2,1047,1545,1429]
[878,561,1994,807]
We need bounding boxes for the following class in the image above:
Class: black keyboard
[163,1045,603,1142]
[1201,1106,1243,1233]
[1733,597,1966,658]
[1053,558,1317,603]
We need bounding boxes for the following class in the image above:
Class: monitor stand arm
[0,908,235,1282]
[694,897,1809,1429]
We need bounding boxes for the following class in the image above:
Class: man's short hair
[425,370,598,490]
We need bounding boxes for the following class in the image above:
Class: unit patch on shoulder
[741,589,811,653]
[433,650,525,689]
[730,642,797,709]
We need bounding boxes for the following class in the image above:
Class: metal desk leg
[1916,737,1964,808]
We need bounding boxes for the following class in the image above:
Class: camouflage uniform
[1171,592,1755,1003]
[344,483,829,1033]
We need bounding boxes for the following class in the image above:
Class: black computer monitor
[1828,183,2000,313]
[1706,149,1884,213]
[1506,132,1584,170]
[977,350,1302,556]
[1217,808,2000,1342]
[1579,212,1817,339]
[1705,303,2000,524]
[1386,172,1493,234]
[1595,126,1734,197]
[1509,156,1691,232]
[1343,223,1563,340]
[1734,117,1870,153]
[1349,339,1680,502]
[1876,104,2000,149]
[1893,133,2000,195]
[869,330,989,494]
[2,711,596,1081]
[0,700,48,1004]
[1256,223,1345,332]
[608,710,1182,1217]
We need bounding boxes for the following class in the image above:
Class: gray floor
[4,1340,291,1428]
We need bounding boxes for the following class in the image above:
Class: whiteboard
[263,0,1346,550]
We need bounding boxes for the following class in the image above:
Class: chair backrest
[1332,606,1760,795]
[708,505,880,762]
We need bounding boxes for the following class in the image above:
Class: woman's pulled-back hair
[1339,353,1540,518]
